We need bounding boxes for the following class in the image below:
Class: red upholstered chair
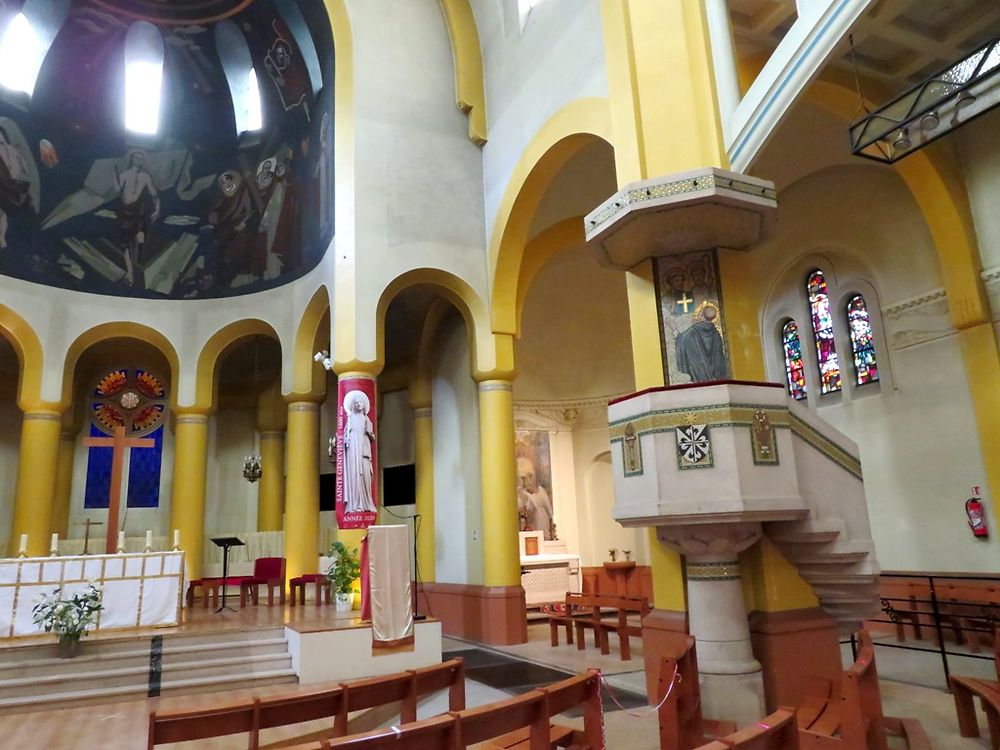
[240,557,286,607]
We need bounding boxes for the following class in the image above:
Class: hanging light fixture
[849,35,1000,164]
[243,335,263,483]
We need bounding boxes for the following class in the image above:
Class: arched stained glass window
[806,269,842,394]
[847,294,879,385]
[124,22,164,135]
[781,320,808,400]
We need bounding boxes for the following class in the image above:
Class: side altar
[0,550,184,638]
[518,531,581,606]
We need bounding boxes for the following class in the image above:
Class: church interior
[0,0,997,747]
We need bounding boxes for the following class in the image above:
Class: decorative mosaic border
[687,560,741,581]
[586,172,777,232]
[789,415,862,480]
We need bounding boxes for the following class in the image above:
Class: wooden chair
[693,708,799,750]
[290,573,332,606]
[147,700,259,750]
[241,556,286,606]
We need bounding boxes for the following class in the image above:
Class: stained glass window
[781,320,808,400]
[847,294,879,385]
[806,270,842,394]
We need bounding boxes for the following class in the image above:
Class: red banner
[336,377,378,529]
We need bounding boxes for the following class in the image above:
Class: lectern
[211,536,245,613]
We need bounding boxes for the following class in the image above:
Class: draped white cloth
[0,551,184,638]
[367,525,413,646]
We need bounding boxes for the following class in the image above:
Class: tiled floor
[0,623,991,748]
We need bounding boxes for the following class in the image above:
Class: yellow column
[169,411,209,581]
[51,431,76,540]
[410,387,436,583]
[257,431,286,532]
[284,399,321,585]
[9,409,62,557]
[477,379,520,587]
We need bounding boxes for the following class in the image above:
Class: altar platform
[0,601,441,713]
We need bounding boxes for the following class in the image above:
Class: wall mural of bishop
[0,0,334,300]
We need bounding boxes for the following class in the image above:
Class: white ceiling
[730,0,1000,96]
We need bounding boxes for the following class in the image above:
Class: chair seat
[291,574,326,584]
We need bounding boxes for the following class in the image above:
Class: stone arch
[292,285,331,397]
[194,319,282,411]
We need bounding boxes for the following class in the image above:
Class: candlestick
[49,533,58,556]
[144,530,152,552]
[117,531,126,553]
[172,529,180,550]
[17,533,27,557]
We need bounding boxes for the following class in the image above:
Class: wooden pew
[658,635,737,750]
[146,699,260,750]
[798,630,929,750]
[693,707,800,750]
[147,657,465,749]
[557,593,648,659]
[321,671,604,750]
[949,626,1000,747]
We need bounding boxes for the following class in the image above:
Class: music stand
[211,537,245,613]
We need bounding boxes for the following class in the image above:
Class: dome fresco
[0,0,334,299]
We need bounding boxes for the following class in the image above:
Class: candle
[17,534,27,555]
[145,530,153,550]
[50,533,58,551]
[117,531,126,552]
[173,529,180,548]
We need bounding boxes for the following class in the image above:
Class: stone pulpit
[608,380,879,723]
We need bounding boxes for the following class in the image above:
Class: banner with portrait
[336,376,378,529]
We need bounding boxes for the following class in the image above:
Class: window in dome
[124,22,164,135]
[781,320,808,401]
[806,269,842,394]
[519,0,545,26]
[0,13,44,95]
[846,294,879,386]
[215,21,263,134]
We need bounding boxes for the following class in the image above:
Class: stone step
[0,652,292,699]
[0,637,288,678]
[0,668,297,715]
[767,518,846,544]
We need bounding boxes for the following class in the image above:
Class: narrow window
[246,68,263,132]
[781,320,808,400]
[215,21,263,135]
[806,269,842,394]
[0,13,45,95]
[124,22,164,135]
[846,294,879,386]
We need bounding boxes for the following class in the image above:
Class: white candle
[117,531,126,551]
[145,530,153,550]
[17,534,27,555]
[173,529,180,548]
[50,533,58,551]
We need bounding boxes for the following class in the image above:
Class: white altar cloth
[0,551,184,638]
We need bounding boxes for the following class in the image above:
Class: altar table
[0,551,184,638]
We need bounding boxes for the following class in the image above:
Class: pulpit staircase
[0,625,296,714]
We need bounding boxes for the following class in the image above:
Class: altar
[0,551,184,638]
[518,532,581,606]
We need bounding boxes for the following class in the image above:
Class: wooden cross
[82,425,155,554]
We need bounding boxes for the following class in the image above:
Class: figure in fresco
[342,390,376,514]
[675,302,729,383]
[264,20,311,117]
[208,170,260,286]
[516,457,554,541]
[114,150,160,286]
[257,150,300,278]
[0,126,34,250]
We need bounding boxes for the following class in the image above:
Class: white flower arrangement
[31,582,104,642]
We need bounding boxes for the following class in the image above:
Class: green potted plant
[31,582,103,658]
[325,541,361,612]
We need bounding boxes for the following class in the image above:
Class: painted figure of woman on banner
[336,379,379,529]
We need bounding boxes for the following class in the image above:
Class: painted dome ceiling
[0,0,334,299]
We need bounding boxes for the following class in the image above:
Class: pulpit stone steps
[0,625,296,714]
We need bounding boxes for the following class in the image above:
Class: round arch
[194,319,281,411]
[0,305,45,411]
[61,323,180,409]
[488,97,614,335]
[375,268,497,378]
[292,285,331,397]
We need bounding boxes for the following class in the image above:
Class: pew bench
[949,675,1000,747]
[693,707,800,750]
[553,593,648,660]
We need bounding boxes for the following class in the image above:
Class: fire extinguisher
[966,496,989,538]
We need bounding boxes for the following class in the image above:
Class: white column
[705,0,742,128]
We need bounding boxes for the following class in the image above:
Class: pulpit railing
[851,571,1000,689]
